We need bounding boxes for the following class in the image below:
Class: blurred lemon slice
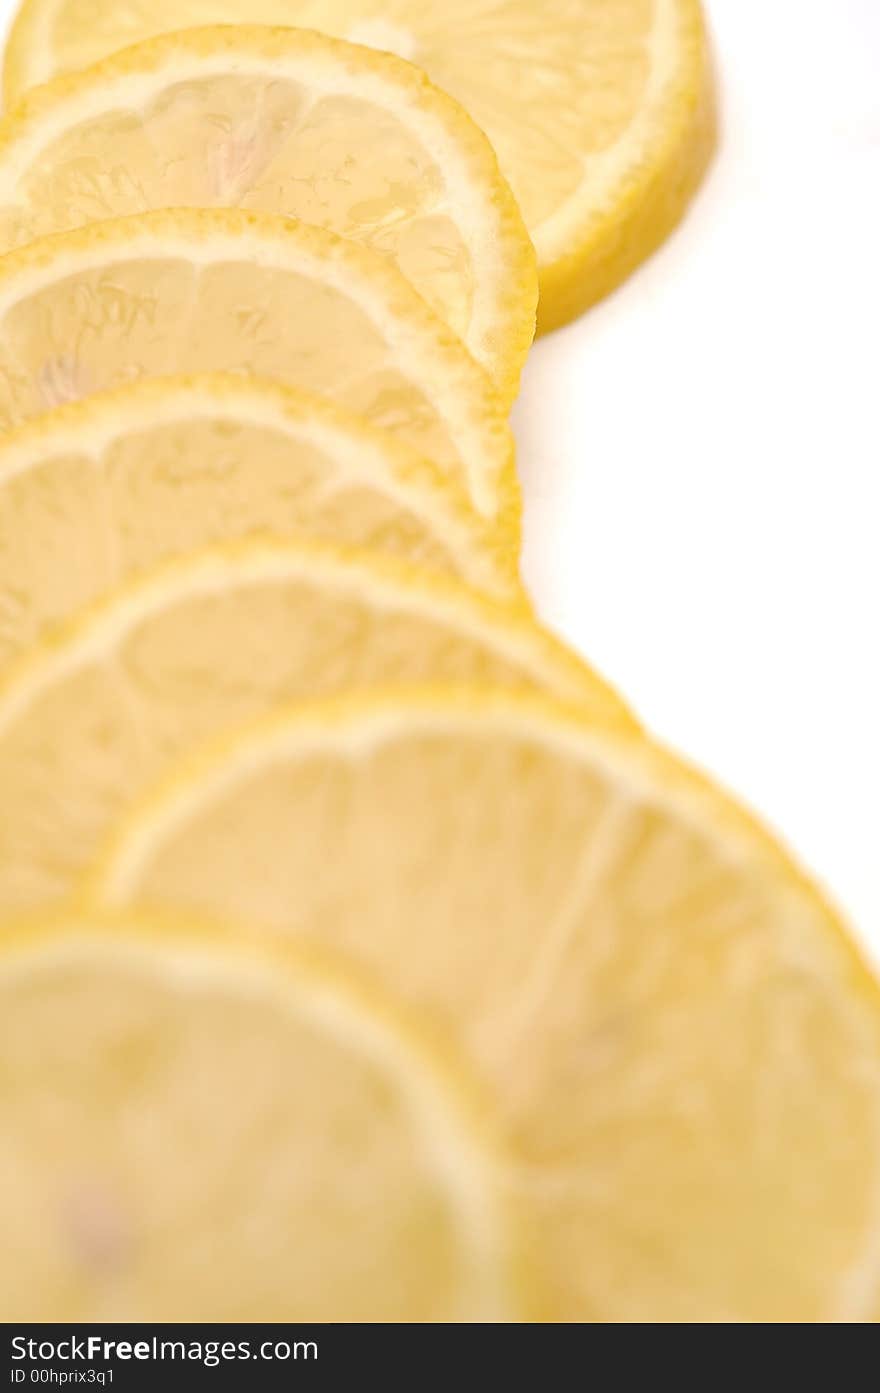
[0,372,518,665]
[0,909,522,1320]
[2,0,715,330]
[0,207,516,522]
[0,540,633,914]
[0,26,537,400]
[94,688,880,1322]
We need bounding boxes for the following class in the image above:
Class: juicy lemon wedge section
[0,540,634,914]
[0,909,522,1320]
[0,207,516,522]
[0,26,537,400]
[2,0,715,330]
[93,689,880,1322]
[0,371,519,664]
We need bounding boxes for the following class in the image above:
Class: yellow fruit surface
[0,910,522,1320]
[92,689,880,1322]
[0,208,517,522]
[0,27,538,399]
[2,0,715,329]
[0,372,519,666]
[0,541,633,914]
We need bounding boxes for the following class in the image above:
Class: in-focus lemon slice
[0,540,633,914]
[0,26,537,400]
[0,909,522,1320]
[0,207,516,522]
[1,0,715,331]
[93,688,880,1322]
[0,372,518,665]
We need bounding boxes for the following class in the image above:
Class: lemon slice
[0,540,633,915]
[93,688,880,1322]
[0,207,515,522]
[1,1,715,331]
[0,909,522,1320]
[0,372,518,664]
[0,27,537,400]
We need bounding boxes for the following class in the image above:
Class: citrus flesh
[0,372,517,666]
[0,26,538,400]
[0,207,516,522]
[0,541,633,915]
[1,0,716,330]
[92,689,880,1322]
[0,909,520,1320]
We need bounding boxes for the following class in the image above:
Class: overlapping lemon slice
[0,26,537,399]
[0,208,516,522]
[0,372,517,666]
[0,541,632,914]
[0,909,523,1320]
[1,0,715,329]
[91,689,880,1322]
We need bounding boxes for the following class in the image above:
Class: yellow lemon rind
[0,24,538,399]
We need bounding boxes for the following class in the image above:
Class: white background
[0,0,877,952]
[515,0,880,954]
